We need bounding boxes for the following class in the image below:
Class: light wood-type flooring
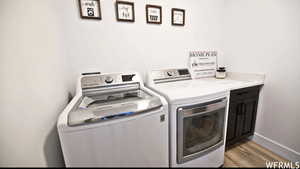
[224,140,289,167]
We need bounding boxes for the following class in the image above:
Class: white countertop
[147,72,265,103]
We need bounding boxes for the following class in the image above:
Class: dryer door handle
[179,98,227,118]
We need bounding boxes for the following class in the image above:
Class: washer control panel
[81,72,138,89]
[151,68,192,84]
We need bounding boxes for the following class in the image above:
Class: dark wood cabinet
[226,85,262,148]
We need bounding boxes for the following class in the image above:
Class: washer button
[105,76,113,83]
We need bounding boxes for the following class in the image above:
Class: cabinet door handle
[243,103,247,114]
[235,104,239,115]
[236,103,243,115]
[240,103,243,115]
[237,91,248,96]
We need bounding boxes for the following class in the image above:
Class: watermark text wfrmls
[266,161,300,169]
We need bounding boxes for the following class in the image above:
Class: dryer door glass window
[177,98,227,164]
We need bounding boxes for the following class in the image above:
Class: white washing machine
[147,68,230,167]
[57,72,169,167]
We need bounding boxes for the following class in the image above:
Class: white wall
[224,0,300,157]
[0,0,224,167]
[1,0,299,166]
[0,0,70,167]
[58,0,225,92]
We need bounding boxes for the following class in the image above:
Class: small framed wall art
[171,8,185,26]
[146,5,162,24]
[116,1,135,22]
[78,0,101,20]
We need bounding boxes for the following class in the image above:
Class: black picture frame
[172,8,185,26]
[146,5,162,24]
[116,1,135,22]
[78,0,102,20]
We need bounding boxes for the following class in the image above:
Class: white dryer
[147,68,230,167]
[57,72,169,167]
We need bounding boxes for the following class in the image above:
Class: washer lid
[68,89,162,126]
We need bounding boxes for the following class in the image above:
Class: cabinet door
[226,101,240,143]
[241,97,258,136]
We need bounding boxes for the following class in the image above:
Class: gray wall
[0,0,224,167]
[224,0,300,153]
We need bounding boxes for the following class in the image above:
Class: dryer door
[177,98,227,164]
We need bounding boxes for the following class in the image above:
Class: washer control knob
[167,71,173,76]
[105,76,113,84]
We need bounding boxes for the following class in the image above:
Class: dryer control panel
[151,68,192,84]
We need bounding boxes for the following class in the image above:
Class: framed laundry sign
[172,8,185,26]
[188,51,218,79]
[146,5,162,24]
[116,1,135,22]
[78,0,101,20]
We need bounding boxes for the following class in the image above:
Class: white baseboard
[252,133,300,162]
